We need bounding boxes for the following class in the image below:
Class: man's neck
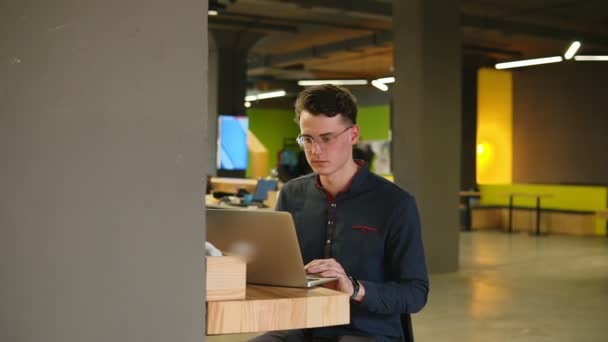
[318,160,359,197]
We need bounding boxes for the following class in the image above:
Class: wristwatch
[348,276,360,300]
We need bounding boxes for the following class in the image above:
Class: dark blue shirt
[276,166,429,342]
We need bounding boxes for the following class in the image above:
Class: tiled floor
[208,231,608,341]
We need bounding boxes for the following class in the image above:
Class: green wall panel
[247,105,391,174]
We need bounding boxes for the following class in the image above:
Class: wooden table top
[207,285,350,335]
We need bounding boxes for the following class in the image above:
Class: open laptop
[206,208,337,288]
[251,179,277,203]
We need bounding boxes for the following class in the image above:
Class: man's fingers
[304,259,346,275]
[304,259,325,269]
[318,270,346,278]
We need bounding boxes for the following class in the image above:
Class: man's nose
[310,140,323,154]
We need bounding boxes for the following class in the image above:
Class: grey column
[211,29,263,116]
[207,32,219,176]
[392,0,461,273]
[0,1,207,342]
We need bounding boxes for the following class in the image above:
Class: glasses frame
[296,126,353,151]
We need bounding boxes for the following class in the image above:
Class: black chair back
[401,314,414,342]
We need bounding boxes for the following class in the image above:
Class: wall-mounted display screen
[217,115,248,170]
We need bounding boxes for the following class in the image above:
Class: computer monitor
[217,115,248,176]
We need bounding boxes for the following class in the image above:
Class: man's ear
[350,125,360,145]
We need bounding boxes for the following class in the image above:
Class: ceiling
[208,0,608,84]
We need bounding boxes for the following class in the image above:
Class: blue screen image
[217,115,248,170]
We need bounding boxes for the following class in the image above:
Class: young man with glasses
[255,85,429,342]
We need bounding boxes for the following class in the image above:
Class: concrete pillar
[211,29,264,116]
[207,33,219,176]
[0,1,207,341]
[461,56,480,191]
[392,0,462,273]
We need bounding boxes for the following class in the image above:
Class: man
[260,85,429,342]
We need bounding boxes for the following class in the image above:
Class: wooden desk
[210,177,258,194]
[504,193,554,236]
[207,285,350,335]
[598,210,608,237]
[459,191,481,232]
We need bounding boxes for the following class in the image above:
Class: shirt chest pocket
[342,222,385,257]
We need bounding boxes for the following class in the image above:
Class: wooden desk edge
[207,285,350,335]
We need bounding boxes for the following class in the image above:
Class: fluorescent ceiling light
[371,80,389,92]
[208,10,219,16]
[495,56,563,69]
[244,90,286,102]
[298,79,368,86]
[564,41,581,60]
[375,76,395,84]
[574,55,608,61]
[256,90,286,100]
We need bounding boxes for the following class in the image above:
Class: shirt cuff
[354,280,378,311]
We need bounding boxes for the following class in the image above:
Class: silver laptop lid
[206,208,311,287]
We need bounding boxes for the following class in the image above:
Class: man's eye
[321,136,333,143]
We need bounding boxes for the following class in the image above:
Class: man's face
[298,110,359,176]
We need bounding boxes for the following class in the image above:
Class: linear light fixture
[495,56,563,70]
[297,79,368,86]
[375,76,395,84]
[574,55,608,61]
[244,90,286,102]
[371,80,389,91]
[370,76,395,91]
[564,41,581,60]
[208,10,219,16]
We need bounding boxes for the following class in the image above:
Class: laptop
[206,208,337,288]
[251,179,277,203]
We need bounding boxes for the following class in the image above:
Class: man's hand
[304,258,365,301]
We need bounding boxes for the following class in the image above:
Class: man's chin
[310,162,329,173]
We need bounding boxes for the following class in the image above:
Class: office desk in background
[504,192,554,236]
[459,191,480,232]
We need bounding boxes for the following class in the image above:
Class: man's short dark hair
[294,85,358,124]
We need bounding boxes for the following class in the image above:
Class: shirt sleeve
[356,196,429,314]
[275,183,289,211]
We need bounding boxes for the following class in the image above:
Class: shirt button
[331,203,336,207]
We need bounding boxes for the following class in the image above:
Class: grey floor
[208,231,608,342]
[414,231,608,341]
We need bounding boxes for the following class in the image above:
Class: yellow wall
[477,68,513,184]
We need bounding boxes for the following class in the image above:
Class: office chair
[401,314,414,342]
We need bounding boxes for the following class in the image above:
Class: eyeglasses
[296,126,353,150]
